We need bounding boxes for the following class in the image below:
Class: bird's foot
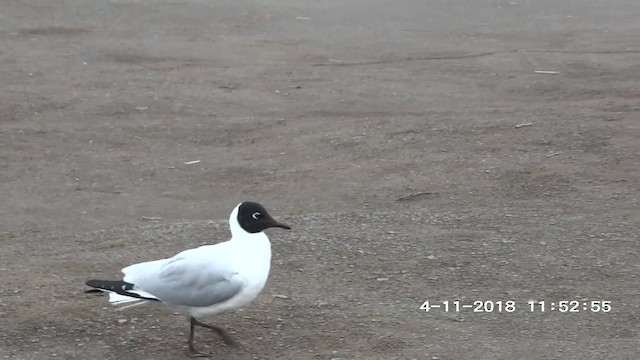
[187,348,212,358]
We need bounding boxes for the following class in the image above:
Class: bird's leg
[191,317,238,347]
[187,317,212,358]
[187,316,238,357]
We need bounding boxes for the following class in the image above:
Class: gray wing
[131,255,245,307]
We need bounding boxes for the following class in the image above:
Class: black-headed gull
[86,202,291,357]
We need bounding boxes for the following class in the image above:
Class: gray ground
[1,0,639,359]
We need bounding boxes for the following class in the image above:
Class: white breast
[189,233,272,318]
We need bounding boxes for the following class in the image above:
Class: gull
[85,201,291,357]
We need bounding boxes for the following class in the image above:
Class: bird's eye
[252,212,262,220]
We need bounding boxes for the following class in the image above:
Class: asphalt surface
[1,1,639,359]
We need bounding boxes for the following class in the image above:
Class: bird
[85,201,291,357]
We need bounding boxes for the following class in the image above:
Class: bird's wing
[122,246,245,307]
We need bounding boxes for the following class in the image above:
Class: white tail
[107,292,151,311]
[109,292,145,305]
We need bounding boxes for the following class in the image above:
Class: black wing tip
[85,279,109,295]
[86,279,102,288]
[85,279,133,290]
[84,279,161,302]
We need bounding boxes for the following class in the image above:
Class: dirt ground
[1,0,639,359]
